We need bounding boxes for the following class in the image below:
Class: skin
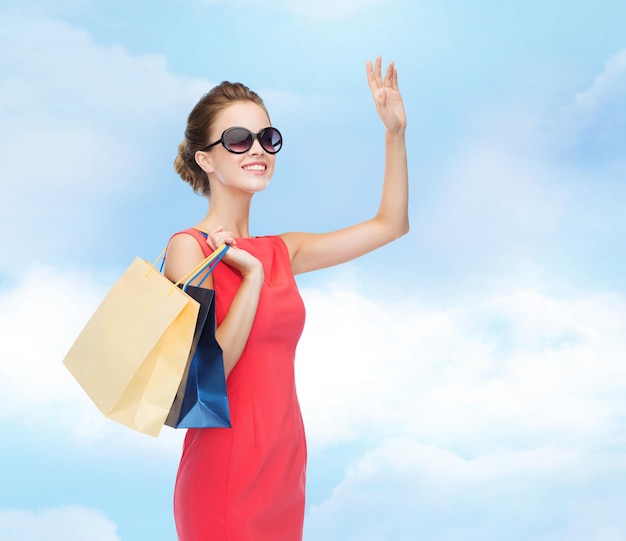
[165,56,409,377]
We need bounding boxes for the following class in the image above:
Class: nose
[248,135,265,155]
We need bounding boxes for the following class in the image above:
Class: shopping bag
[62,244,228,437]
[165,283,231,429]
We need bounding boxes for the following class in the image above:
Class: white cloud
[570,49,626,115]
[404,47,626,288]
[5,262,626,462]
[0,12,211,271]
[555,48,626,171]
[0,265,105,420]
[298,278,626,538]
[296,285,626,451]
[0,265,184,456]
[305,438,626,541]
[0,13,207,119]
[0,506,120,541]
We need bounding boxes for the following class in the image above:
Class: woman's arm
[281,56,409,275]
[164,232,264,378]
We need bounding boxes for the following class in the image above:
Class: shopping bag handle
[181,244,229,290]
[150,244,229,293]
[171,244,228,291]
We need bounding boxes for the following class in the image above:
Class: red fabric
[173,232,307,541]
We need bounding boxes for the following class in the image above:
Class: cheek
[268,156,277,173]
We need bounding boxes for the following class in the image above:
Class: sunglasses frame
[200,126,283,154]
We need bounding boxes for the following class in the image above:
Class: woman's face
[198,101,277,195]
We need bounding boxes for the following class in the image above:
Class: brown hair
[174,81,269,197]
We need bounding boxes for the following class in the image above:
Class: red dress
[173,230,307,541]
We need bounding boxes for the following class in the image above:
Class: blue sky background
[1,0,626,539]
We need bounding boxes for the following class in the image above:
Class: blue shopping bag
[165,245,231,429]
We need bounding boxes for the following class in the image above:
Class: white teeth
[244,164,265,171]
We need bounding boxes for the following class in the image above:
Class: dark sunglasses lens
[260,128,282,153]
[224,128,253,153]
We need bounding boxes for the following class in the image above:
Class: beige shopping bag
[62,249,223,437]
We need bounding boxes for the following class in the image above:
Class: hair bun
[174,140,194,184]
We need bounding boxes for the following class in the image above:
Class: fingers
[374,55,383,87]
[366,59,377,94]
[384,61,399,91]
[366,56,383,87]
[207,226,237,251]
[390,64,399,91]
[367,56,399,93]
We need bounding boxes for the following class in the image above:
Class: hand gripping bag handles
[62,243,229,437]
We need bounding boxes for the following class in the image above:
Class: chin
[241,180,270,195]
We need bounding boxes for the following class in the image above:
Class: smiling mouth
[243,164,266,171]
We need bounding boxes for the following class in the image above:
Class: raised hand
[366,56,407,134]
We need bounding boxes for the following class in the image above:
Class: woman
[165,56,408,541]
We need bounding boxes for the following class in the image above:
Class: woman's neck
[197,191,253,238]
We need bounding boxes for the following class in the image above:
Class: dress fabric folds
[173,231,307,541]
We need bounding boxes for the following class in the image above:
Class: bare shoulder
[278,231,312,262]
[278,231,330,275]
[164,232,208,283]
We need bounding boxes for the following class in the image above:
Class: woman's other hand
[366,56,407,134]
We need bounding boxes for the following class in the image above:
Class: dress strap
[170,228,212,257]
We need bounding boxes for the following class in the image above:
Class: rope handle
[181,244,229,290]
[149,243,229,291]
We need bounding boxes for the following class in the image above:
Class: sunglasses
[201,126,283,154]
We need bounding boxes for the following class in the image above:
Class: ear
[195,150,215,174]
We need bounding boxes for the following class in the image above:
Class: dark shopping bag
[165,280,231,429]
